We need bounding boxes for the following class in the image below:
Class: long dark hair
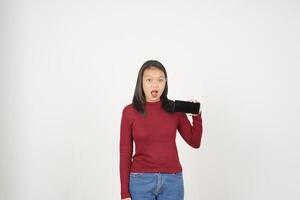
[132,60,174,116]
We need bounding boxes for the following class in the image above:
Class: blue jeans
[129,172,184,200]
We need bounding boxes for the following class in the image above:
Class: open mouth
[151,90,158,97]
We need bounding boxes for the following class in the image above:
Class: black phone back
[173,100,200,114]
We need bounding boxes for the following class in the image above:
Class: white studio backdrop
[1,1,300,200]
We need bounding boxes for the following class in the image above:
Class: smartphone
[173,100,200,114]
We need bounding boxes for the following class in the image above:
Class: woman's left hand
[187,99,201,117]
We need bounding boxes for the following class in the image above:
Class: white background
[1,1,300,200]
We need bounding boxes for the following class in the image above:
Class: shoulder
[121,103,138,124]
[122,103,136,115]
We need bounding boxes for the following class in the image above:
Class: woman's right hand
[122,198,131,200]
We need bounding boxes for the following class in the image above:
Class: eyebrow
[144,75,165,78]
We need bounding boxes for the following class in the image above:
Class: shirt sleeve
[177,112,203,148]
[119,107,133,199]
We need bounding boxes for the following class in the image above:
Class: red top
[119,100,203,199]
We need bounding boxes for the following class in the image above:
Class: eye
[159,79,164,82]
[146,79,152,82]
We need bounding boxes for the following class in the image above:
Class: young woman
[119,60,203,200]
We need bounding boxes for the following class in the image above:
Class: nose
[151,84,159,90]
[151,82,159,88]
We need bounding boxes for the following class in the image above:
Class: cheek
[142,84,150,93]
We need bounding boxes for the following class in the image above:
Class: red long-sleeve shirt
[119,100,203,199]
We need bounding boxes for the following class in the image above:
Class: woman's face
[142,67,166,102]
